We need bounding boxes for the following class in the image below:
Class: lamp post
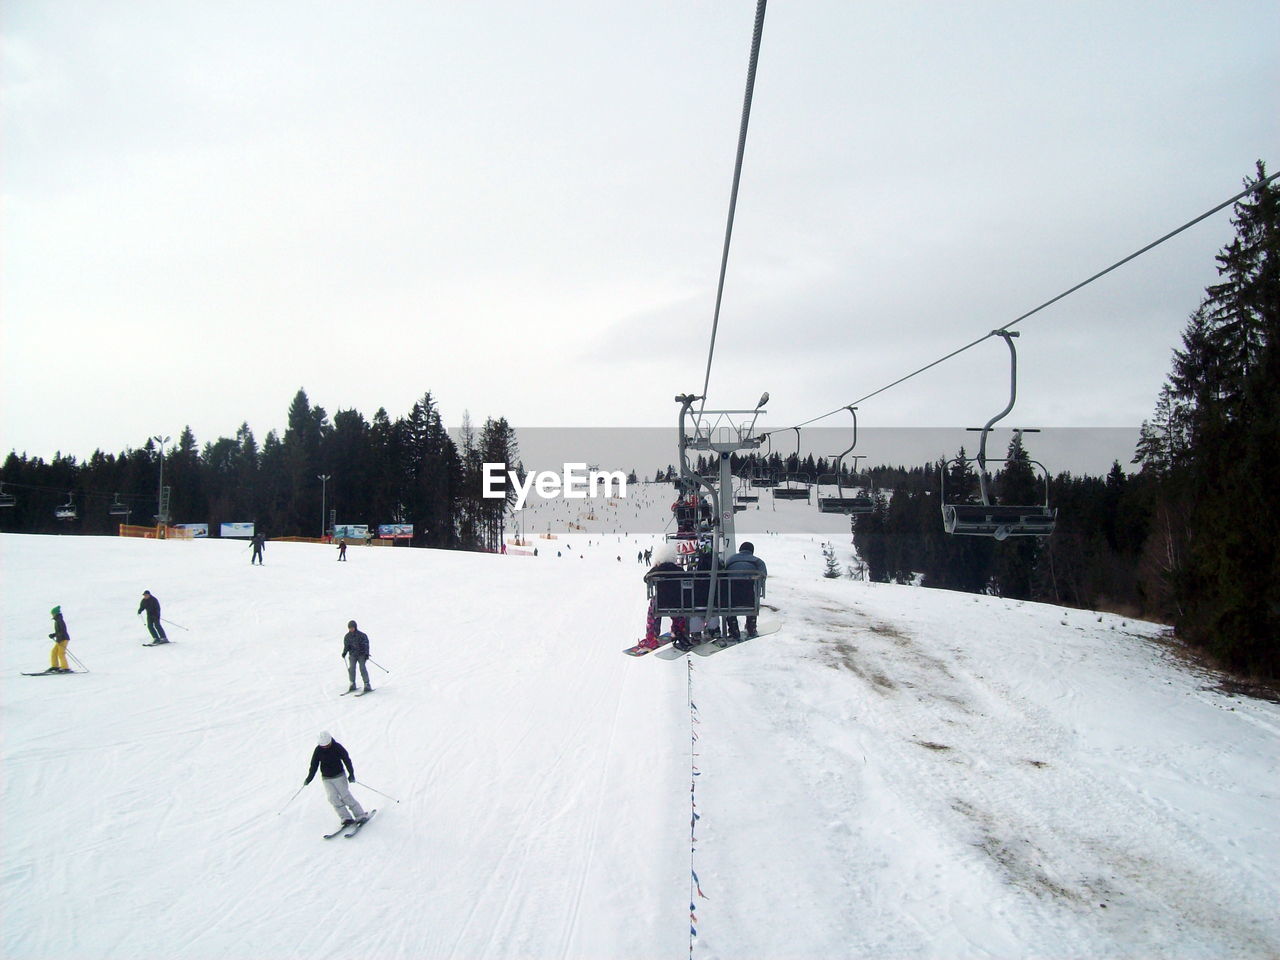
[152,434,171,524]
[318,474,331,539]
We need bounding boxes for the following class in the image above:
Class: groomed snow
[3,492,1278,959]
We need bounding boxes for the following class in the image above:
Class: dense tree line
[0,390,521,552]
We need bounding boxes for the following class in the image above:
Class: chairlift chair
[817,407,874,515]
[109,495,131,517]
[733,478,758,504]
[940,331,1057,540]
[773,427,813,501]
[54,492,78,521]
[748,439,776,487]
[0,483,15,508]
[647,569,766,619]
[773,481,811,501]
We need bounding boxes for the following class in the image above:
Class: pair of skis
[20,669,83,676]
[323,809,377,839]
[340,687,374,697]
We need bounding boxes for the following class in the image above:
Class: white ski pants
[323,775,366,821]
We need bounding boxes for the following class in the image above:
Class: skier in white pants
[304,731,367,827]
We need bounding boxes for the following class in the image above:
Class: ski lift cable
[0,479,160,504]
[697,0,768,422]
[761,169,1280,439]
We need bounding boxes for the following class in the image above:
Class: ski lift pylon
[648,393,768,624]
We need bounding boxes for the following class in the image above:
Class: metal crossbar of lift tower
[688,410,767,453]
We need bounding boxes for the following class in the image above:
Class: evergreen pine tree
[1140,162,1279,676]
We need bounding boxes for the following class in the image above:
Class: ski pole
[66,648,89,673]
[161,618,189,631]
[277,783,307,814]
[354,781,400,803]
[368,658,390,674]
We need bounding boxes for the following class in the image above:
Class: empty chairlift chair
[817,406,874,516]
[750,441,776,488]
[773,427,813,501]
[940,331,1057,541]
[54,492,77,521]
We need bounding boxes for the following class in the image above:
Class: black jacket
[138,595,161,620]
[50,613,70,643]
[644,561,685,608]
[343,629,370,660]
[305,740,355,783]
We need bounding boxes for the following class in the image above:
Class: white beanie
[653,542,678,565]
[317,731,332,746]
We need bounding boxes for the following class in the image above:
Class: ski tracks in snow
[707,575,1280,957]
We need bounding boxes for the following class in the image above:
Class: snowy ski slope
[2,488,1278,959]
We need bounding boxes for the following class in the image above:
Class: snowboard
[623,633,676,657]
[652,621,780,659]
[693,621,780,656]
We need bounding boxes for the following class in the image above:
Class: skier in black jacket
[137,590,168,643]
[342,620,372,694]
[304,731,367,827]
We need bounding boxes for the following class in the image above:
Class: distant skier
[723,541,767,640]
[304,731,367,829]
[250,532,265,565]
[342,620,372,694]
[137,590,169,643]
[47,606,72,673]
[337,538,347,561]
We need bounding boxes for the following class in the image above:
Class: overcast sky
[3,1,1276,465]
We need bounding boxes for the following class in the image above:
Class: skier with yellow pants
[48,606,71,673]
